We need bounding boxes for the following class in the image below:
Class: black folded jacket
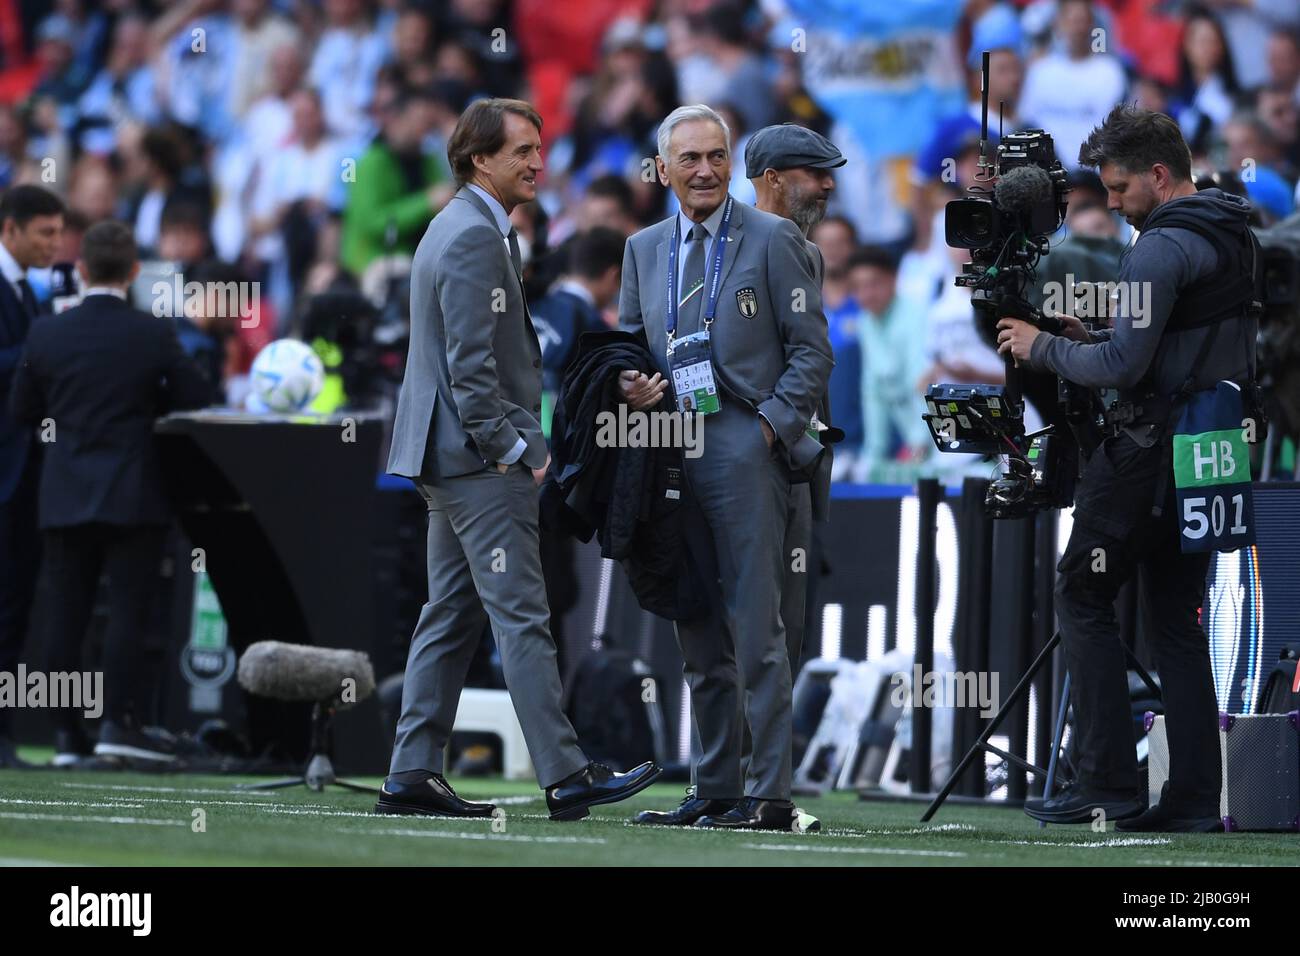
[540,329,710,622]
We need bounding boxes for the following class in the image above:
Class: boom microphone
[994,165,1054,215]
[237,641,376,707]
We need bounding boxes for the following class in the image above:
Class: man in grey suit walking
[620,105,833,831]
[378,98,659,821]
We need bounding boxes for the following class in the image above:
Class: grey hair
[656,104,731,160]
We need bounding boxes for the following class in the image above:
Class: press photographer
[995,104,1262,833]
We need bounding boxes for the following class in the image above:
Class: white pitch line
[479,795,542,806]
[0,857,92,867]
[254,806,560,823]
[0,812,185,827]
[617,820,825,837]
[824,823,977,838]
[57,782,542,817]
[265,806,483,822]
[742,843,967,858]
[998,837,1172,848]
[58,782,301,800]
[89,801,508,822]
[341,827,607,845]
[43,794,352,813]
[1134,858,1262,868]
[0,798,146,810]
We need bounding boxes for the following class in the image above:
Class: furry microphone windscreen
[993,164,1054,215]
[237,641,376,707]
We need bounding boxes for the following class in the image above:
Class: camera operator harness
[1103,206,1264,552]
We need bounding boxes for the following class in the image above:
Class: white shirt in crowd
[1019,51,1127,170]
[251,137,345,259]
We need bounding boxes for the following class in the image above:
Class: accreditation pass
[667,330,721,416]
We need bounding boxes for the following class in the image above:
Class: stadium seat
[453,689,533,781]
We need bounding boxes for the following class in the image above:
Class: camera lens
[967,206,992,240]
[946,198,996,249]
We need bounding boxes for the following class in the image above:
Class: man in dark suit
[0,184,63,768]
[529,227,624,427]
[380,98,659,821]
[9,220,211,764]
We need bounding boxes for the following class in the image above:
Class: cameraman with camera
[996,105,1260,833]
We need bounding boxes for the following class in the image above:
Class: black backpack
[1256,647,1300,714]
[566,645,660,768]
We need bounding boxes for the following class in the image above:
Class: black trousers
[1055,432,1220,812]
[39,523,166,732]
[0,457,40,738]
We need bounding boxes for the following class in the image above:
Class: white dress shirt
[0,240,26,303]
[82,286,127,299]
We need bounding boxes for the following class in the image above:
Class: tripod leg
[237,777,307,791]
[921,631,1062,821]
[332,779,381,794]
[1038,671,1072,829]
[1123,647,1162,702]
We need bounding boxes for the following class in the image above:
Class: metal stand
[237,700,378,794]
[921,632,1161,822]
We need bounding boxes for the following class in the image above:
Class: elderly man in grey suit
[378,98,659,822]
[621,105,834,831]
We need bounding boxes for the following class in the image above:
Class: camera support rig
[922,51,1088,518]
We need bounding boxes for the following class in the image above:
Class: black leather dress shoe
[694,796,805,831]
[1023,783,1144,824]
[1116,784,1222,833]
[546,760,662,821]
[633,787,738,826]
[374,772,496,817]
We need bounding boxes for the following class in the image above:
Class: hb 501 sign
[1173,382,1255,553]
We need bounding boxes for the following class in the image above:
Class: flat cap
[745,124,845,179]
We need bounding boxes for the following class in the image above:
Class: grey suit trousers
[780,483,812,671]
[676,401,794,801]
[699,470,812,797]
[388,464,588,788]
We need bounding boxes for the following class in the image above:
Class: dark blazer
[0,276,36,504]
[530,286,606,396]
[8,293,212,528]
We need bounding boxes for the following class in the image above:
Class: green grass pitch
[3,751,1298,867]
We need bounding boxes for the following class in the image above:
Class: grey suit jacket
[387,186,548,480]
[802,237,834,521]
[619,197,834,471]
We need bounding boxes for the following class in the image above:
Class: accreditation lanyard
[665,196,733,347]
[665,199,731,417]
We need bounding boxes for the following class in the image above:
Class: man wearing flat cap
[746,123,845,243]
[744,122,844,749]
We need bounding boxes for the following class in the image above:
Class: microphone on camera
[994,165,1054,215]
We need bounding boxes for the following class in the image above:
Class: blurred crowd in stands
[2,0,1299,483]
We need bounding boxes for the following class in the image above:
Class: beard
[788,194,828,234]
